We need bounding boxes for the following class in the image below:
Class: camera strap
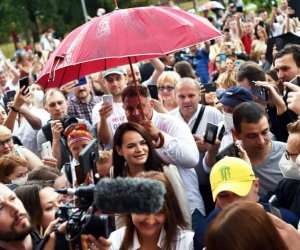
[191,105,206,134]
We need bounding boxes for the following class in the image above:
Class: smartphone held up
[19,76,30,95]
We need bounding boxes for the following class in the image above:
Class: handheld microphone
[94,177,166,214]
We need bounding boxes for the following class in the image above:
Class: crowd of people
[1,0,300,249]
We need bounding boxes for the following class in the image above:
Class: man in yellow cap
[194,157,299,249]
[210,156,259,208]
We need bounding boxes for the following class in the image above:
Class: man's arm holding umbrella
[148,58,165,84]
[141,116,199,168]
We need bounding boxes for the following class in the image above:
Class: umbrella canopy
[198,1,225,12]
[37,6,221,89]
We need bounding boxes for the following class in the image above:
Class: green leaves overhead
[0,0,156,44]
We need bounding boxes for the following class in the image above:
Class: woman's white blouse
[109,226,194,250]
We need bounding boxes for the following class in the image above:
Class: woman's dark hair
[174,60,197,79]
[112,122,165,177]
[28,166,62,181]
[121,171,189,250]
[205,201,288,250]
[15,180,54,232]
[266,69,283,95]
[265,69,278,81]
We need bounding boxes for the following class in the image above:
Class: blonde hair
[0,125,12,135]
[287,120,300,134]
[157,71,181,86]
[217,70,237,89]
[43,88,65,106]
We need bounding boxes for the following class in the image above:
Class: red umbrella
[37,6,221,88]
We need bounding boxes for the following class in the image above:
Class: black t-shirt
[0,231,42,250]
[31,231,43,250]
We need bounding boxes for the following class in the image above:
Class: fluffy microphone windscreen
[93,177,166,214]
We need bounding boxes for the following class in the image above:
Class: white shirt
[152,111,205,215]
[13,107,50,156]
[92,100,127,149]
[109,226,194,250]
[169,104,223,138]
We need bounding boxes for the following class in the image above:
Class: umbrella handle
[152,132,164,149]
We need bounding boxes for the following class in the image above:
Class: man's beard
[0,214,32,242]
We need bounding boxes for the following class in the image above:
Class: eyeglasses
[0,138,12,148]
[158,86,175,91]
[285,150,299,160]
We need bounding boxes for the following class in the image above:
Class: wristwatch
[10,106,19,113]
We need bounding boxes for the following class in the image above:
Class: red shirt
[242,34,252,56]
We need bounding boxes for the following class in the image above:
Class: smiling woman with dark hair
[89,171,194,250]
[112,122,191,229]
[112,122,165,178]
[112,171,193,250]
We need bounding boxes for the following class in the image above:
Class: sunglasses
[158,85,175,91]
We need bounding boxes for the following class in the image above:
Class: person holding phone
[202,86,252,175]
[92,67,128,150]
[194,157,299,249]
[67,76,102,124]
[37,88,95,168]
[204,99,287,199]
[4,85,51,157]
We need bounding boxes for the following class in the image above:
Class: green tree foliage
[243,0,274,10]
[0,0,156,44]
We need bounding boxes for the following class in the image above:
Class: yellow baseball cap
[210,157,256,201]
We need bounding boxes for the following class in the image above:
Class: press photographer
[37,89,96,168]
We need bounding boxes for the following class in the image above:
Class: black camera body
[55,206,109,240]
[60,115,78,130]
[53,186,111,250]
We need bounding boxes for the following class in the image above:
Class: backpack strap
[191,105,206,134]
[42,123,53,143]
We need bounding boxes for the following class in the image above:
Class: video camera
[52,176,166,250]
[54,185,111,250]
